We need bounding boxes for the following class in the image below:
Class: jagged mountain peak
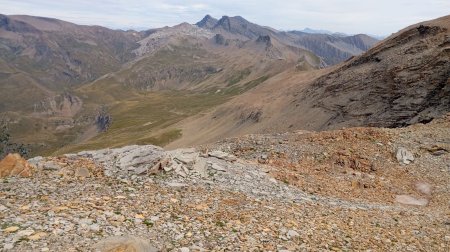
[206,15,274,40]
[196,14,218,29]
[215,15,253,28]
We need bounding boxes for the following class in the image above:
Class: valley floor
[1,115,449,251]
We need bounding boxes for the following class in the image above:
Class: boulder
[76,145,164,177]
[0,153,34,178]
[168,148,198,167]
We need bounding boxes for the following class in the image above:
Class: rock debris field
[1,115,450,251]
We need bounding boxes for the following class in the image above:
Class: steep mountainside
[0,15,141,88]
[0,14,141,112]
[168,15,450,148]
[196,15,379,65]
[300,16,450,129]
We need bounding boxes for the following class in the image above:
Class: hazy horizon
[0,0,449,36]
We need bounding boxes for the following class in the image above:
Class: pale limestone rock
[415,182,432,195]
[396,147,414,165]
[395,195,428,206]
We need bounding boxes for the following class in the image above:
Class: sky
[0,0,449,36]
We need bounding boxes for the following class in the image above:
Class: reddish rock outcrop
[0,153,34,178]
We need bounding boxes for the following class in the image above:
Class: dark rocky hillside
[302,16,450,129]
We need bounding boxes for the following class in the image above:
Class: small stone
[27,156,43,167]
[208,151,237,162]
[209,163,226,172]
[175,233,184,240]
[287,230,299,239]
[396,147,414,165]
[17,229,34,237]
[415,182,432,195]
[351,180,360,189]
[41,248,49,252]
[4,243,14,250]
[42,161,61,171]
[180,247,190,252]
[166,182,188,187]
[135,214,145,219]
[163,165,173,172]
[427,146,448,156]
[90,224,100,232]
[431,150,448,156]
[28,232,47,241]
[3,226,20,233]
[75,167,90,177]
[134,166,148,175]
[395,195,428,206]
[80,218,94,225]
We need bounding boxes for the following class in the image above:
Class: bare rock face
[301,17,450,130]
[93,236,158,252]
[0,153,34,178]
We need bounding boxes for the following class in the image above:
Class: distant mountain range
[300,27,386,40]
[196,15,380,65]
